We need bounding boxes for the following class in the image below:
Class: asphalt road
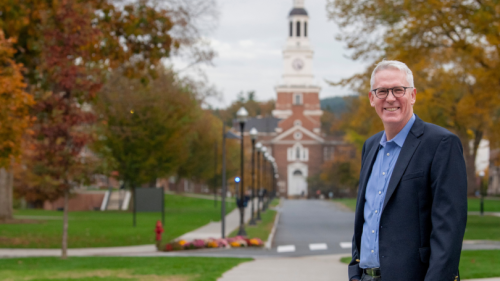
[271,199,354,256]
[146,199,355,258]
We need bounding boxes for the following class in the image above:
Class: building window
[287,143,309,162]
[294,120,302,126]
[304,22,308,37]
[294,93,303,105]
[296,21,301,37]
[290,21,293,37]
[324,147,334,161]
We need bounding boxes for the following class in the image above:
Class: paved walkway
[468,211,500,217]
[178,198,260,240]
[219,254,348,281]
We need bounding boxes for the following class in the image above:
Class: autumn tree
[327,0,500,194]
[0,31,34,221]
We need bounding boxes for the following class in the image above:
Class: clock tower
[269,0,324,197]
[281,0,315,87]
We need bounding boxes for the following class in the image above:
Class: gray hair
[370,60,414,89]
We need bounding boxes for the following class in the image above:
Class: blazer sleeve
[348,141,367,280]
[425,135,468,281]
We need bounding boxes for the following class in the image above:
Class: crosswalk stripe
[340,242,352,249]
[277,245,296,253]
[309,243,328,250]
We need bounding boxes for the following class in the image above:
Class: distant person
[348,60,467,281]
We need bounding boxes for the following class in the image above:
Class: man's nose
[386,90,397,102]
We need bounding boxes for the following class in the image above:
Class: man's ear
[411,88,417,105]
[369,91,375,107]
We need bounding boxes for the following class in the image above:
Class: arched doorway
[290,169,307,196]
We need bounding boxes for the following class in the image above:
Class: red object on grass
[155,220,164,241]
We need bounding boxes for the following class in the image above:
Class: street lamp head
[261,147,267,153]
[479,171,485,178]
[256,142,262,150]
[249,127,258,140]
[264,152,269,159]
[275,174,279,179]
[235,177,241,183]
[236,107,249,123]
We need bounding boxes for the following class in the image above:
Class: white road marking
[309,243,328,251]
[277,245,296,253]
[340,242,352,249]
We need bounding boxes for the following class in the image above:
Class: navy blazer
[349,115,467,281]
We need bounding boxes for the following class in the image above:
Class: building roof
[233,116,281,133]
[289,8,308,16]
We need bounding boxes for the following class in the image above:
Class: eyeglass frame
[370,86,414,99]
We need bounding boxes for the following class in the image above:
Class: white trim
[121,191,131,211]
[272,109,292,119]
[272,125,324,142]
[100,191,110,211]
[275,85,321,93]
[304,110,323,116]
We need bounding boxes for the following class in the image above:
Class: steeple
[279,0,315,87]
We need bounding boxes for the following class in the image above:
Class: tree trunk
[61,189,69,259]
[459,131,483,195]
[0,168,13,221]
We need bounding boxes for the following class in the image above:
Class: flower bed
[163,236,263,252]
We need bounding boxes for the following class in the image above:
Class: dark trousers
[361,274,381,281]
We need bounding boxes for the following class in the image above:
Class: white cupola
[280,0,315,87]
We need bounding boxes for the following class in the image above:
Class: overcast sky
[171,0,369,108]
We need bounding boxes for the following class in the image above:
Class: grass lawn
[0,194,235,249]
[270,198,280,208]
[340,250,500,279]
[229,210,277,241]
[464,215,500,241]
[333,198,500,214]
[0,256,251,281]
[468,197,500,212]
[333,198,357,212]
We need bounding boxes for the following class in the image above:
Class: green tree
[96,67,199,188]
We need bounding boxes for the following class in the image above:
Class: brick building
[234,0,344,197]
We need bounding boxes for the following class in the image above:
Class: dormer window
[293,93,303,105]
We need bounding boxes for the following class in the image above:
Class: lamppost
[479,170,485,216]
[249,128,258,225]
[256,142,263,221]
[221,126,240,239]
[236,107,248,236]
[260,147,267,214]
[263,152,270,211]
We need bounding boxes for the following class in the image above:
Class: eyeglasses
[371,86,413,99]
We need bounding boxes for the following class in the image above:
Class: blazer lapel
[382,116,424,212]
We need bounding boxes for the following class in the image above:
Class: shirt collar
[380,114,416,148]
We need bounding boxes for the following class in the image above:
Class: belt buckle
[365,267,381,277]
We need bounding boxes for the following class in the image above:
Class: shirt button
[382,172,386,175]
[372,230,375,234]
[371,250,374,253]
[379,191,382,195]
[387,153,390,156]
[375,210,378,213]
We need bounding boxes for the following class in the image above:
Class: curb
[264,198,283,249]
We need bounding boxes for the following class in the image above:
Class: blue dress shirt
[360,114,416,269]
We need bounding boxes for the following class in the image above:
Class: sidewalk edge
[265,208,280,249]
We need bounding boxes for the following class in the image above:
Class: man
[348,60,467,281]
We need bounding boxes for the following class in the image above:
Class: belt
[364,268,381,277]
